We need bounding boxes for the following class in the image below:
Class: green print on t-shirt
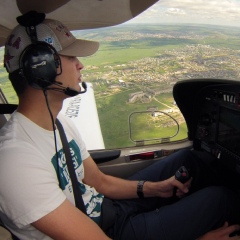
[51,139,104,224]
[51,139,83,190]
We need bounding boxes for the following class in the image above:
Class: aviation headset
[12,11,62,89]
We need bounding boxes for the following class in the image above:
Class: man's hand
[197,222,240,240]
[152,176,192,198]
[175,176,192,198]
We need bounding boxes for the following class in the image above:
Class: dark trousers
[106,149,240,240]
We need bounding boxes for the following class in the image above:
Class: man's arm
[32,199,111,240]
[83,156,190,199]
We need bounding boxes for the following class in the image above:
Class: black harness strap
[56,118,87,215]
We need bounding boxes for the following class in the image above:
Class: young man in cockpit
[1,11,240,240]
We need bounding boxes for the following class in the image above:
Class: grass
[96,91,187,148]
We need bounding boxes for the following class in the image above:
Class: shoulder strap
[55,118,87,215]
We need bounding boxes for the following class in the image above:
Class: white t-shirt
[0,112,104,239]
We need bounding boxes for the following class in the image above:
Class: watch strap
[137,180,146,199]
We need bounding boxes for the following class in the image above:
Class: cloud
[165,8,186,16]
[129,0,240,26]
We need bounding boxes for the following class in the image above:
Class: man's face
[55,55,84,93]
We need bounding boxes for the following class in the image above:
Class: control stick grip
[175,166,191,183]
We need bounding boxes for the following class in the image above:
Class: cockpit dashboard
[173,79,240,174]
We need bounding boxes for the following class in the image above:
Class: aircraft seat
[0,104,18,239]
[0,104,17,129]
[0,226,12,240]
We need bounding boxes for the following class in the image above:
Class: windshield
[1,0,240,150]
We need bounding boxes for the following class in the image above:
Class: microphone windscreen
[64,87,79,97]
[82,82,87,90]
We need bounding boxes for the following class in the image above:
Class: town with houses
[84,42,240,106]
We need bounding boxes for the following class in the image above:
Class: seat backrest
[0,87,18,129]
[0,104,18,129]
[0,104,18,115]
[0,103,18,239]
[0,218,12,240]
[0,226,12,240]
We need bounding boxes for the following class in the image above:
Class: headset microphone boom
[48,81,87,96]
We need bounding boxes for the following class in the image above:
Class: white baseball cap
[4,18,99,73]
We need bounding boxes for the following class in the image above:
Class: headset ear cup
[19,42,60,89]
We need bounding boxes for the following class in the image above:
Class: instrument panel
[194,84,240,173]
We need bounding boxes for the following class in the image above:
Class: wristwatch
[137,180,146,199]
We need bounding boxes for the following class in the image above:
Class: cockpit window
[1,0,240,149]
[77,1,240,149]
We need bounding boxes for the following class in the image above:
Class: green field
[96,90,187,148]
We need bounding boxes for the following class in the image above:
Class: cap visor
[58,39,99,57]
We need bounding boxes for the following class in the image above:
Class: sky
[127,0,240,27]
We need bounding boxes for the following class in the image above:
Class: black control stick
[175,166,191,183]
[173,166,191,197]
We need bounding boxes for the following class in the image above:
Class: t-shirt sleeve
[0,143,66,228]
